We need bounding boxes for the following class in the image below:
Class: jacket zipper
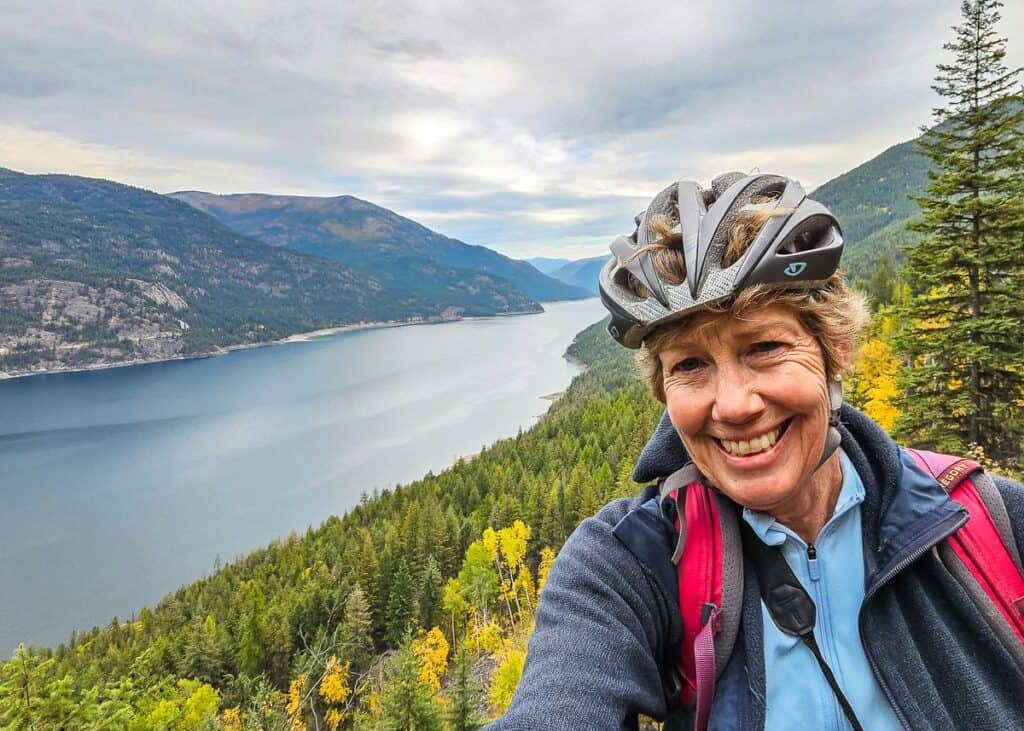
[857,510,968,731]
[805,541,844,729]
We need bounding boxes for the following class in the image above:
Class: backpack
[654,448,1024,731]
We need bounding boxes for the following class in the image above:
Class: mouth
[714,418,792,458]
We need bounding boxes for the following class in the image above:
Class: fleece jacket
[489,405,1024,730]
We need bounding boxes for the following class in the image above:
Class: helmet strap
[815,378,843,470]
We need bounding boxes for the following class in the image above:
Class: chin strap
[815,378,843,470]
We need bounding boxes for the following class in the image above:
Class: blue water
[0,298,605,656]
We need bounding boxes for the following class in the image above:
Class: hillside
[524,256,571,275]
[548,255,606,295]
[811,136,929,282]
[172,192,591,303]
[0,169,540,377]
[0,315,656,728]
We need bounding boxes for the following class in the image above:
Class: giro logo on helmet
[784,261,807,277]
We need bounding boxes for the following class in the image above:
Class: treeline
[843,0,1024,472]
[0,318,662,728]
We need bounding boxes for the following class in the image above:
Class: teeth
[721,425,782,457]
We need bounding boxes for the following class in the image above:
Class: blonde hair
[619,200,868,402]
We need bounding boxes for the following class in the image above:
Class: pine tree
[894,0,1024,465]
[377,638,443,731]
[445,645,484,731]
[339,584,375,673]
[385,558,415,646]
[356,530,385,642]
[415,556,444,631]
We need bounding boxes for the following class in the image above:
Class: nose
[710,364,764,424]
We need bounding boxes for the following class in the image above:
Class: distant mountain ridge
[526,256,571,275]
[548,255,606,295]
[171,192,591,303]
[0,169,540,377]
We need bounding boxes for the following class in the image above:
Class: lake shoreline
[0,307,551,382]
[0,298,606,655]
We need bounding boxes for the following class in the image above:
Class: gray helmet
[598,172,843,349]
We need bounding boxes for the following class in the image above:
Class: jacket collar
[632,405,966,573]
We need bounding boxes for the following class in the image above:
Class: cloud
[1,0,1019,258]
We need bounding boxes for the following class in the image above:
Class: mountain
[526,256,571,275]
[171,192,591,302]
[0,169,539,376]
[812,136,930,282]
[548,255,607,295]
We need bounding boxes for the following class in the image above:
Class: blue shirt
[742,450,903,730]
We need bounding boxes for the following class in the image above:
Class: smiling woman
[490,172,1024,731]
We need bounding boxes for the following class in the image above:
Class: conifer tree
[386,559,416,645]
[377,638,443,731]
[446,645,484,731]
[416,557,444,631]
[894,0,1024,464]
[339,584,375,673]
[356,530,385,642]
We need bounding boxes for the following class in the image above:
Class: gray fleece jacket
[490,405,1024,730]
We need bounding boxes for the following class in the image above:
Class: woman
[491,173,1024,730]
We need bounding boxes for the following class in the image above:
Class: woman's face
[657,304,835,515]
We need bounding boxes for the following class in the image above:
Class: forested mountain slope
[172,192,591,303]
[0,315,660,728]
[813,136,928,283]
[0,169,540,377]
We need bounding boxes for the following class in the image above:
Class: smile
[715,419,791,457]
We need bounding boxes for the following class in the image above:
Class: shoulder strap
[905,448,1024,656]
[657,465,743,731]
[738,520,864,731]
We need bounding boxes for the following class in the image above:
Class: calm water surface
[0,298,605,656]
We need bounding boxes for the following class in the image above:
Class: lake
[0,298,606,657]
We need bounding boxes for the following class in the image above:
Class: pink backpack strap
[658,465,743,731]
[906,449,1024,656]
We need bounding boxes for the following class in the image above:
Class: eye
[751,341,782,355]
[671,357,703,373]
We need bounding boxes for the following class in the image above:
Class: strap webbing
[693,605,720,731]
[739,520,864,731]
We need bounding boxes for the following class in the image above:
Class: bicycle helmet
[598,172,843,349]
[598,171,847,467]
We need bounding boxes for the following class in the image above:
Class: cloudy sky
[2,1,1021,259]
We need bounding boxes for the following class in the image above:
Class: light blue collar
[742,449,864,547]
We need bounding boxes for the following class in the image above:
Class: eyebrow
[665,319,800,352]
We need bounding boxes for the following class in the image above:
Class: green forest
[2,1,1022,728]
[0,316,665,729]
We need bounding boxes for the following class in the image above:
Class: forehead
[660,305,806,351]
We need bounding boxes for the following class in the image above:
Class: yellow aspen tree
[481,528,516,630]
[285,676,306,730]
[412,627,450,692]
[319,656,352,731]
[498,521,532,616]
[536,547,557,596]
[319,656,352,705]
[488,650,526,717]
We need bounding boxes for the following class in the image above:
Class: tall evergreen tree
[445,645,484,731]
[340,584,375,673]
[894,0,1024,464]
[377,639,443,731]
[385,559,416,646]
[416,556,444,631]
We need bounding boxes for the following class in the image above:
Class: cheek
[664,386,711,442]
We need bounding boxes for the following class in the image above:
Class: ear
[834,340,854,377]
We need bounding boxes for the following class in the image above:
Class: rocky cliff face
[0,169,540,377]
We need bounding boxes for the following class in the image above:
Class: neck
[771,451,844,545]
